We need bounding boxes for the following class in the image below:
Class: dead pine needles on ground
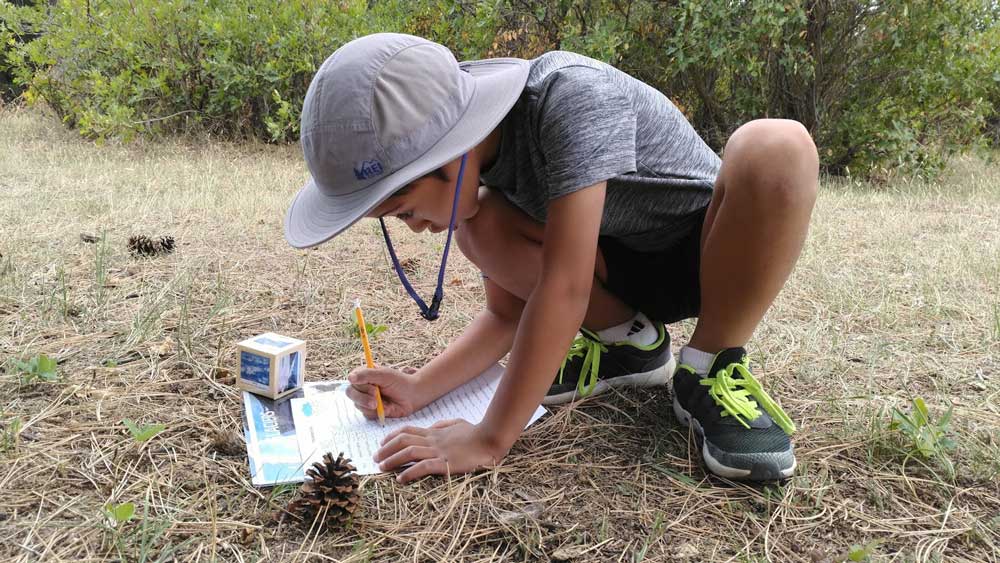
[0,107,998,562]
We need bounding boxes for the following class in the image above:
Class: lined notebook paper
[290,363,546,474]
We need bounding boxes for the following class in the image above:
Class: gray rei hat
[284,33,529,249]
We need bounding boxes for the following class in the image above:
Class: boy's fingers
[346,366,369,381]
[349,381,372,393]
[345,386,376,410]
[398,458,448,483]
[381,425,428,445]
[347,370,373,386]
[375,433,429,462]
[385,403,410,418]
[348,369,389,387]
[430,418,463,429]
[378,445,436,471]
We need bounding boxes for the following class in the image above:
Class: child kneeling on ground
[284,33,818,482]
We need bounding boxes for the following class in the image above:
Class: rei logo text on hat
[353,160,385,180]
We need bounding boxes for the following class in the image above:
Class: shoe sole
[671,396,796,481]
[541,353,676,405]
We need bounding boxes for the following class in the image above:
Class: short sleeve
[535,68,637,198]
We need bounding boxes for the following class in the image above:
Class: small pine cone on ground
[158,236,175,254]
[128,235,156,256]
[127,234,175,257]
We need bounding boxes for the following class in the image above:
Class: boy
[285,33,818,483]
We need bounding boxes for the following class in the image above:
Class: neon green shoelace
[558,334,607,397]
[700,359,796,435]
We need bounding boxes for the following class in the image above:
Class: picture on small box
[278,351,301,392]
[241,351,271,387]
[255,335,293,349]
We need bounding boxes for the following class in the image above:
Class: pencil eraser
[237,332,306,400]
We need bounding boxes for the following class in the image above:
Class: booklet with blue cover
[241,364,546,486]
[241,382,340,486]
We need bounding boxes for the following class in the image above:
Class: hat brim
[284,57,529,249]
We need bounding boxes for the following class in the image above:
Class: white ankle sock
[680,346,715,375]
[596,311,658,346]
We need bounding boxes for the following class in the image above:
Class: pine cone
[158,236,175,254]
[284,452,360,530]
[127,234,175,257]
[128,235,157,256]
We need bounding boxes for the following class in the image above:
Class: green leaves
[103,502,136,527]
[348,314,387,340]
[13,353,59,384]
[841,540,880,562]
[0,415,22,453]
[5,0,502,143]
[499,0,997,179]
[350,320,387,340]
[122,419,165,443]
[890,397,956,471]
[4,0,996,177]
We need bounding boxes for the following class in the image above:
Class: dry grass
[1,106,998,562]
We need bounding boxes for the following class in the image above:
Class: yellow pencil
[354,299,385,426]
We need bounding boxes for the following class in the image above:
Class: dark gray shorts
[598,208,705,324]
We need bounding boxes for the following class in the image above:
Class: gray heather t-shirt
[478,51,721,252]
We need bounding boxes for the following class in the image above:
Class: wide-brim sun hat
[284,33,529,249]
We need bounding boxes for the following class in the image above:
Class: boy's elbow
[540,271,592,310]
[565,279,593,305]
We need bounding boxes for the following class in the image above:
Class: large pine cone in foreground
[284,452,360,530]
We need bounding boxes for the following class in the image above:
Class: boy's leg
[456,187,633,330]
[456,188,674,403]
[672,118,818,481]
[691,119,819,351]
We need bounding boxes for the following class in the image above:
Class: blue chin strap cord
[378,153,468,321]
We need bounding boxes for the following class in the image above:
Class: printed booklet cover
[241,365,545,486]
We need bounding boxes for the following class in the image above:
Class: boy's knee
[456,189,510,264]
[725,119,818,207]
[728,119,817,172]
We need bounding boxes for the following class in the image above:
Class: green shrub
[0,0,46,101]
[491,0,997,178]
[6,0,997,178]
[15,0,364,141]
[11,0,499,141]
[981,23,1000,147]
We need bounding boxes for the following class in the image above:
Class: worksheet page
[291,364,546,474]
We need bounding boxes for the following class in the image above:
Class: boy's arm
[374,182,606,481]
[477,182,605,450]
[410,279,524,403]
[347,274,524,416]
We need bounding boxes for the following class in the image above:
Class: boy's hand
[374,419,502,483]
[347,366,425,419]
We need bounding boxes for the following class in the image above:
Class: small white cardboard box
[237,332,306,400]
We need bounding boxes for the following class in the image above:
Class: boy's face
[367,155,481,233]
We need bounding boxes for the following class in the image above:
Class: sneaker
[543,320,675,405]
[671,348,797,481]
